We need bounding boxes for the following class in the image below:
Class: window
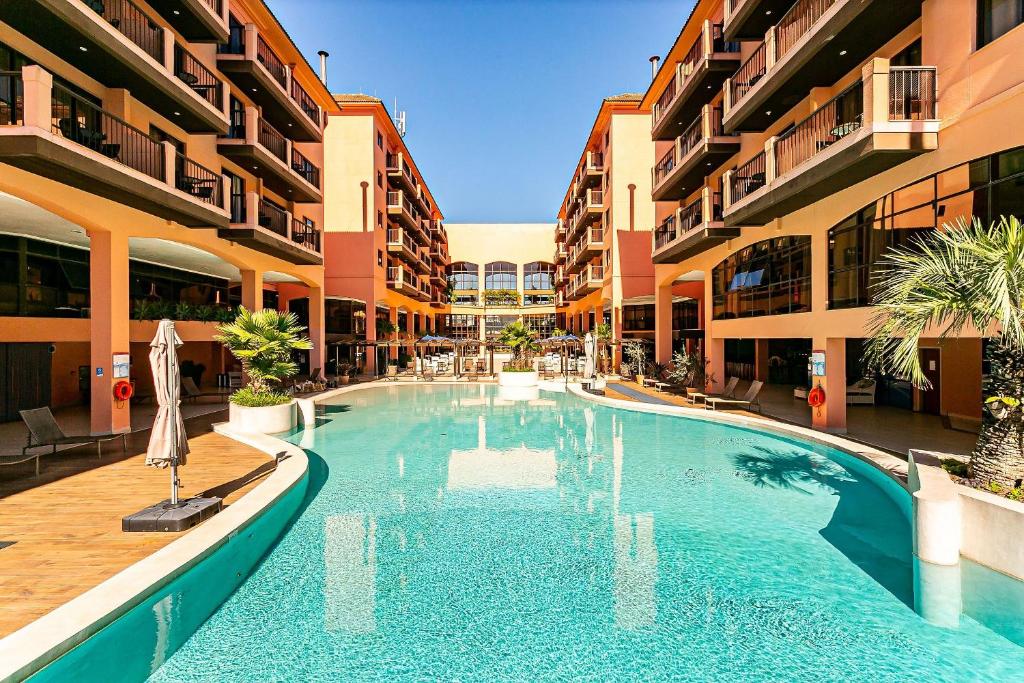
[377,210,383,229]
[450,262,479,291]
[326,299,367,337]
[978,0,1024,47]
[377,131,383,149]
[377,250,383,267]
[224,171,245,223]
[712,236,812,320]
[439,314,478,339]
[523,314,556,339]
[828,145,1024,308]
[485,314,518,339]
[673,300,699,331]
[484,261,516,290]
[622,304,655,331]
[228,96,245,139]
[377,171,382,188]
[523,262,554,290]
[523,293,554,306]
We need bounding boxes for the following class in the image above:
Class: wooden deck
[0,411,276,638]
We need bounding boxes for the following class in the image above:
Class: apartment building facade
[0,0,336,433]
[323,94,449,375]
[644,0,1024,432]
[442,223,558,343]
[555,95,659,361]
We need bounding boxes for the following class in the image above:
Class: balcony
[567,189,604,241]
[218,193,322,265]
[572,225,606,267]
[652,189,738,264]
[386,190,424,233]
[554,241,567,264]
[152,0,228,43]
[387,264,422,299]
[386,152,417,193]
[555,266,568,286]
[723,0,800,41]
[0,66,230,229]
[651,20,741,141]
[217,23,322,141]
[572,151,604,198]
[568,264,604,300]
[723,61,938,226]
[555,218,566,240]
[723,0,923,132]
[386,226,420,266]
[0,0,228,134]
[652,105,739,201]
[217,107,321,203]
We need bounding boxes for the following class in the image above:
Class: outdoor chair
[421,366,435,382]
[688,376,740,405]
[384,365,398,381]
[19,407,128,466]
[182,376,225,402]
[846,378,877,405]
[705,380,764,413]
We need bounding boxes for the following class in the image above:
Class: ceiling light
[173,111,181,116]
[765,110,772,115]
[839,50,848,56]
[766,10,772,15]
[79,46,87,52]
[173,9,180,15]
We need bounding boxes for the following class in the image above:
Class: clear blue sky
[268,0,690,223]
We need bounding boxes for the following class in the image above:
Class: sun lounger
[182,376,225,402]
[705,380,764,412]
[383,365,398,381]
[19,407,128,467]
[421,366,434,382]
[687,376,739,404]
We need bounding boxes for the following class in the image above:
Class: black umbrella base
[122,496,223,532]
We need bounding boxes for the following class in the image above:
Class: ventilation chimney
[649,55,660,81]
[318,50,329,85]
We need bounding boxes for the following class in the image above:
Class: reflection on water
[324,515,376,634]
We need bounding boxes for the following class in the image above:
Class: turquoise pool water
[36,384,1024,681]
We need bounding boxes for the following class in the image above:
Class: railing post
[765,26,777,70]
[862,57,890,127]
[285,208,294,241]
[20,65,52,131]
[724,0,734,23]
[701,104,713,139]
[284,64,293,96]
[160,141,176,187]
[220,174,230,211]
[245,106,259,144]
[244,191,259,226]
[722,169,734,209]
[161,29,173,71]
[765,136,778,182]
[285,137,294,169]
[701,186,713,223]
[244,24,258,61]
[702,19,713,57]
[723,76,733,115]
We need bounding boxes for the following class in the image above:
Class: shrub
[940,458,969,478]
[497,320,540,371]
[216,307,312,406]
[229,386,292,407]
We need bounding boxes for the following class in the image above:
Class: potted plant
[337,362,354,385]
[595,323,612,373]
[623,339,647,385]
[496,320,540,387]
[215,307,312,434]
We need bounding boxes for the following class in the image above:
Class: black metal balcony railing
[256,35,286,89]
[258,118,287,162]
[712,22,741,53]
[678,195,705,234]
[175,152,222,207]
[776,0,838,61]
[588,189,604,206]
[654,75,677,122]
[678,111,705,159]
[292,218,320,252]
[0,71,23,126]
[218,22,245,55]
[291,148,320,188]
[258,198,288,236]
[889,67,937,120]
[731,151,766,203]
[732,42,766,105]
[588,151,604,170]
[88,0,163,63]
[775,82,863,176]
[654,147,676,186]
[173,44,222,109]
[654,214,677,250]
[51,84,165,181]
[291,80,318,124]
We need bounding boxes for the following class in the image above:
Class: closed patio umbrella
[584,332,596,380]
[146,319,189,506]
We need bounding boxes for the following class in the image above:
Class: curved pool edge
[0,424,309,683]
[566,384,911,491]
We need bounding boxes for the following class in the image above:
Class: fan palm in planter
[866,216,1024,489]
[497,320,540,371]
[215,307,313,407]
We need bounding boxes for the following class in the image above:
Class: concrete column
[88,230,131,435]
[612,305,623,370]
[862,57,891,128]
[161,26,174,71]
[364,302,377,376]
[389,307,399,360]
[240,269,263,310]
[706,337,725,393]
[811,335,847,433]
[20,65,53,130]
[654,282,673,364]
[754,339,770,382]
[765,26,777,69]
[308,287,325,375]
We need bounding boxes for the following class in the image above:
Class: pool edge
[0,425,309,683]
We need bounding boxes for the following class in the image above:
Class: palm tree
[866,216,1024,487]
[497,320,540,369]
[215,307,313,397]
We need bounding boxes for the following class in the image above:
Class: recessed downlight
[79,46,88,52]
[839,50,848,56]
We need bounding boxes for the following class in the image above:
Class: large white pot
[228,400,297,435]
[498,370,539,388]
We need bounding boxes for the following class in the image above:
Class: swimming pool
[33,384,1024,680]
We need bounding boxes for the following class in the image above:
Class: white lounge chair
[688,376,740,405]
[846,378,877,405]
[705,380,764,412]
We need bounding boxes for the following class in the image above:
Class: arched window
[523,261,555,291]
[450,262,478,291]
[711,236,811,320]
[484,261,516,290]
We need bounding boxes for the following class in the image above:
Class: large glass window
[325,299,366,337]
[712,236,812,320]
[484,262,516,290]
[450,262,478,291]
[485,314,518,339]
[439,314,478,340]
[523,262,554,290]
[828,146,1024,308]
[523,313,556,339]
[673,300,699,330]
[978,0,1024,48]
[623,304,655,331]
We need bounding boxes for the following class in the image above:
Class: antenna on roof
[393,97,407,138]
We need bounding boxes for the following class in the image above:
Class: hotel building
[554,95,663,362]
[643,0,1024,432]
[0,0,337,434]
[322,94,448,375]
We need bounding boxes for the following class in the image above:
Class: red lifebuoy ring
[113,380,134,402]
[807,384,826,408]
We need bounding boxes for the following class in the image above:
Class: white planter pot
[228,400,297,435]
[498,370,539,388]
